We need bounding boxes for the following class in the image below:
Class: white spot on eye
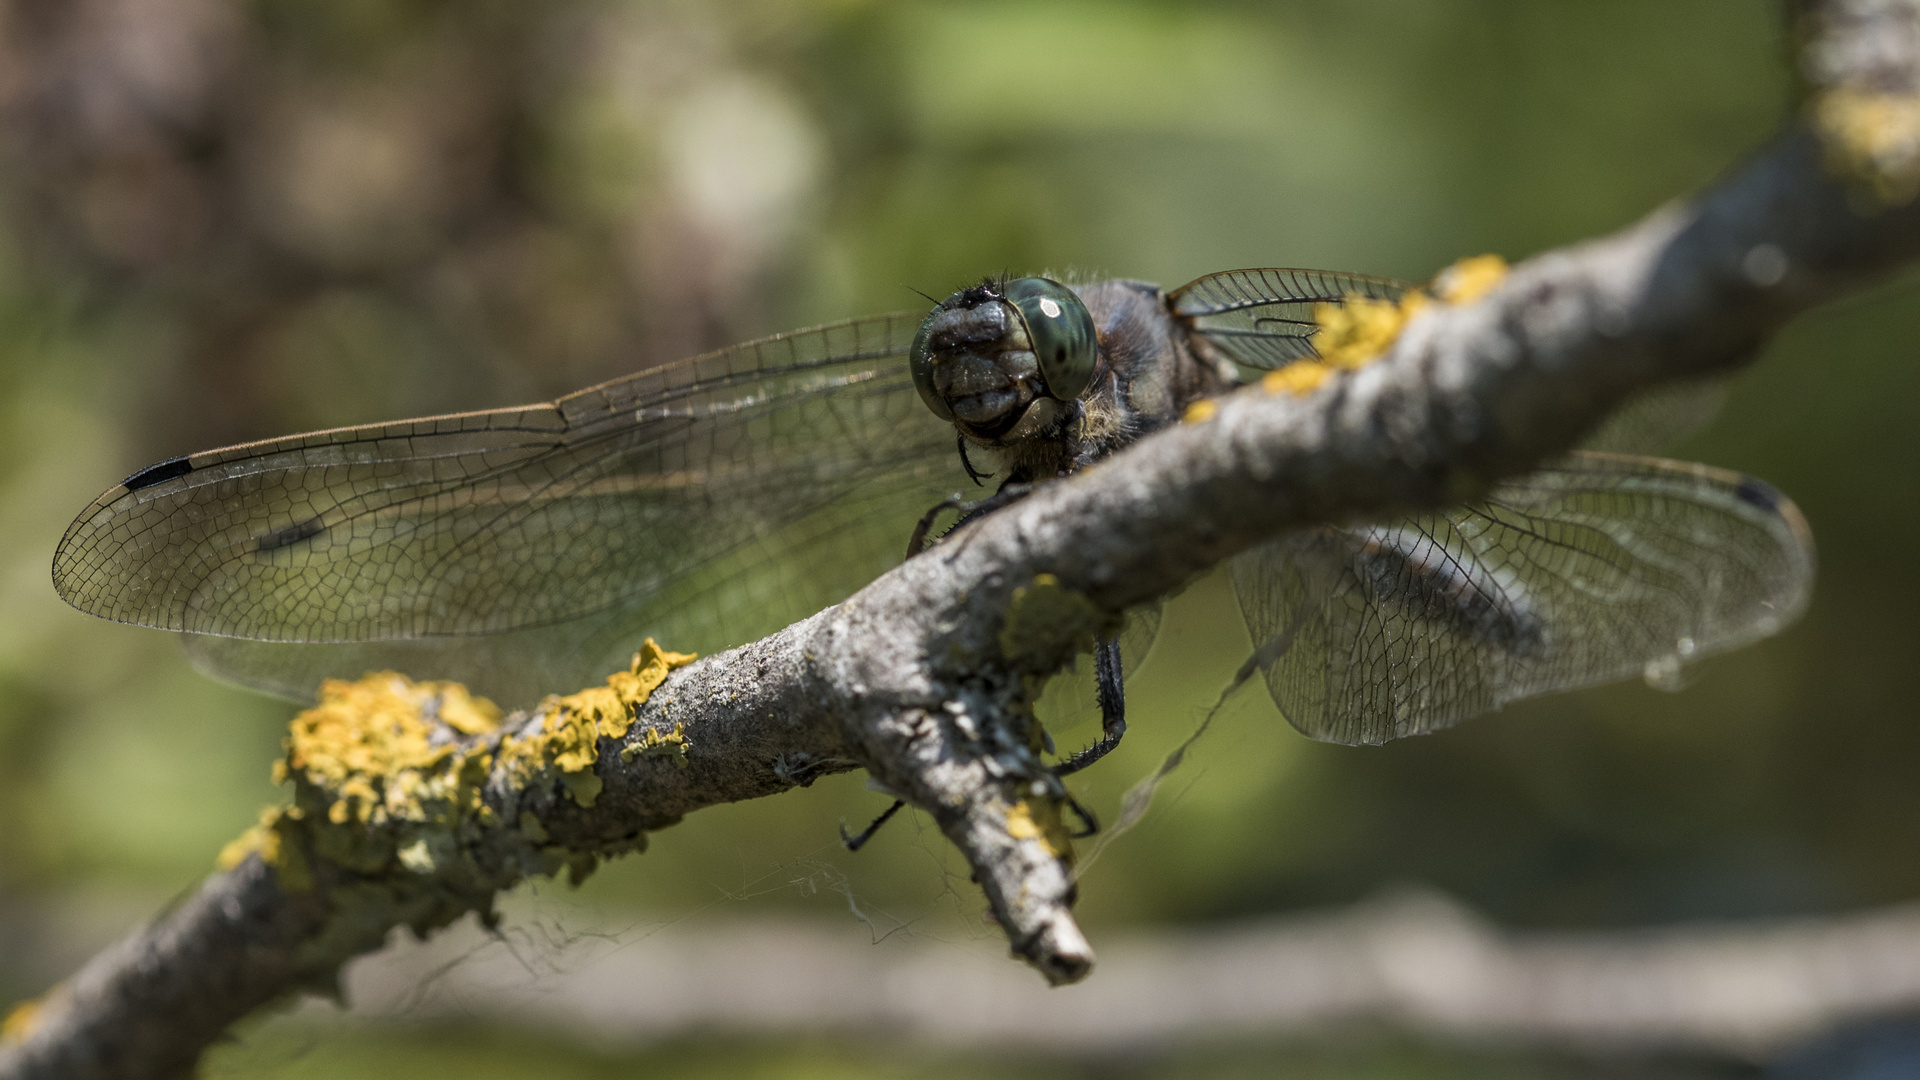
[1742,243,1788,287]
[1038,297,1062,318]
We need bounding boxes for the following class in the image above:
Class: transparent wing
[1167,267,1411,370]
[1231,452,1815,746]
[55,312,968,704]
[179,476,954,707]
[1580,378,1726,455]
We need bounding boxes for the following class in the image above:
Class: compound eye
[1004,277,1097,403]
[909,310,953,421]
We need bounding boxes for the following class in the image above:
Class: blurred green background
[2,0,1914,1076]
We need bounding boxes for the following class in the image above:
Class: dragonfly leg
[840,799,906,852]
[957,433,994,485]
[906,483,1039,558]
[1064,793,1100,838]
[907,496,969,558]
[1055,636,1127,776]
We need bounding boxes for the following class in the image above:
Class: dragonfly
[51,268,1815,773]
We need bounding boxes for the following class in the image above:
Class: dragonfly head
[911,276,1098,442]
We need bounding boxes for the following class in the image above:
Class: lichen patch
[1431,253,1509,305]
[1260,361,1334,397]
[280,673,501,829]
[209,640,694,980]
[216,672,504,894]
[496,640,697,807]
[1262,254,1510,399]
[1311,289,1431,372]
[1005,798,1075,865]
[621,722,692,767]
[1814,88,1920,207]
[1,995,42,1045]
[1182,398,1219,424]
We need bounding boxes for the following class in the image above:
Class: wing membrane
[181,468,954,705]
[55,312,964,699]
[1579,378,1726,455]
[1232,452,1815,745]
[1168,267,1410,370]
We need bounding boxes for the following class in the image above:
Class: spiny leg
[906,482,1039,559]
[840,799,905,852]
[907,496,968,558]
[1055,636,1127,777]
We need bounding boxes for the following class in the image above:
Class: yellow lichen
[496,640,697,807]
[1005,799,1075,865]
[620,722,692,767]
[1312,290,1429,370]
[215,672,503,893]
[205,642,693,979]
[280,673,499,831]
[435,684,506,736]
[216,804,317,892]
[395,838,436,874]
[1430,253,1509,305]
[1814,87,1920,207]
[1,996,41,1045]
[1182,398,1219,423]
[217,806,276,871]
[1267,254,1510,394]
[1260,360,1333,397]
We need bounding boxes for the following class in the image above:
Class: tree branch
[7,2,1920,1077]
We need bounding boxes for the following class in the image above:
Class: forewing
[1167,267,1410,370]
[1232,452,1815,745]
[180,469,958,706]
[55,312,964,699]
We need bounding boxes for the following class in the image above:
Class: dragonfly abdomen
[1350,524,1548,658]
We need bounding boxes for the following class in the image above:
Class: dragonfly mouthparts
[916,288,1048,437]
[928,293,1016,349]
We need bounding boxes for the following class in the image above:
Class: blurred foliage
[1,0,1915,1072]
[199,1025,1738,1080]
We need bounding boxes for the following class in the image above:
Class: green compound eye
[1004,277,1097,403]
[908,314,952,421]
